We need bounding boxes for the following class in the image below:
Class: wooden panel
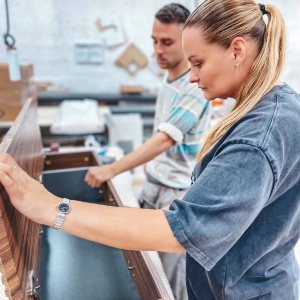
[122,250,162,299]
[103,183,173,300]
[44,151,100,171]
[0,100,172,299]
[0,104,22,123]
[0,99,44,299]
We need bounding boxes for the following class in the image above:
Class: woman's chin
[202,91,215,101]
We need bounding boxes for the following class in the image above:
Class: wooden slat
[0,99,44,300]
[43,151,99,171]
[103,182,173,300]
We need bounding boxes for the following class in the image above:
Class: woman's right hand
[0,153,60,226]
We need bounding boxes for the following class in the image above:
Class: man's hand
[84,165,116,188]
[85,131,175,188]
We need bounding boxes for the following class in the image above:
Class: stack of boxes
[0,63,36,122]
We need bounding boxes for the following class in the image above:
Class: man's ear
[231,37,247,64]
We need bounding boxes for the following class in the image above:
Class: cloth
[0,272,8,300]
[164,84,300,299]
[146,70,211,189]
[50,99,105,134]
[139,180,188,300]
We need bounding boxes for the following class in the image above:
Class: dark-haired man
[85,4,211,299]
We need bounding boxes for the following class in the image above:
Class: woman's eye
[193,64,202,68]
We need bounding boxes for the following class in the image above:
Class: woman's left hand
[0,153,59,225]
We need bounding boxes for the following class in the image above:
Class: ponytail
[185,1,286,162]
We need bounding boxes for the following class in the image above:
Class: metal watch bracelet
[52,198,71,230]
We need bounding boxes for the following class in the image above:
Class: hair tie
[258,3,267,15]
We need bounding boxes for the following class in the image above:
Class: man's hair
[155,3,190,24]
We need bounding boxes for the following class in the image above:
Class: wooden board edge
[0,98,33,153]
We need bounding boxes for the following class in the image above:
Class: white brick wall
[0,0,299,93]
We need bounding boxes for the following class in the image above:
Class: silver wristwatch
[52,198,71,230]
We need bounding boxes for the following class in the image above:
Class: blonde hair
[184,0,286,161]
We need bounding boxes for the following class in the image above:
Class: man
[85,3,211,299]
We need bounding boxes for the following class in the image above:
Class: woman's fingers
[87,171,101,188]
[0,154,59,226]
[0,162,17,179]
[0,169,15,189]
[0,162,24,200]
[0,153,19,167]
[0,154,21,185]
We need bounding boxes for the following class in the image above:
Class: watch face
[58,202,71,214]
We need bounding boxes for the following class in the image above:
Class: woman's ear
[231,37,247,64]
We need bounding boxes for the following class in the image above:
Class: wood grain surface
[0,99,173,299]
[0,99,43,300]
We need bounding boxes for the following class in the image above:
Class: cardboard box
[0,86,32,105]
[0,103,22,122]
[32,81,53,92]
[0,64,36,122]
[120,85,144,94]
[0,63,34,88]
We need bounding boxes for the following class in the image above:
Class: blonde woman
[0,1,299,299]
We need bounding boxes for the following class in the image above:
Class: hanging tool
[3,0,21,81]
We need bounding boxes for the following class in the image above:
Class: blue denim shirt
[164,84,300,299]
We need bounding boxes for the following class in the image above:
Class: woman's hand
[0,154,184,252]
[0,153,59,225]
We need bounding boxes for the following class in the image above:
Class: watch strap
[52,198,70,230]
[53,213,66,230]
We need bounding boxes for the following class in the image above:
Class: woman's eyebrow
[188,55,198,61]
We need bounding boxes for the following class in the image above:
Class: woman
[0,1,299,299]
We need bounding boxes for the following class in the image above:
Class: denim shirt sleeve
[164,142,274,271]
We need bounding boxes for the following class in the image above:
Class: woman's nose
[189,70,199,84]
